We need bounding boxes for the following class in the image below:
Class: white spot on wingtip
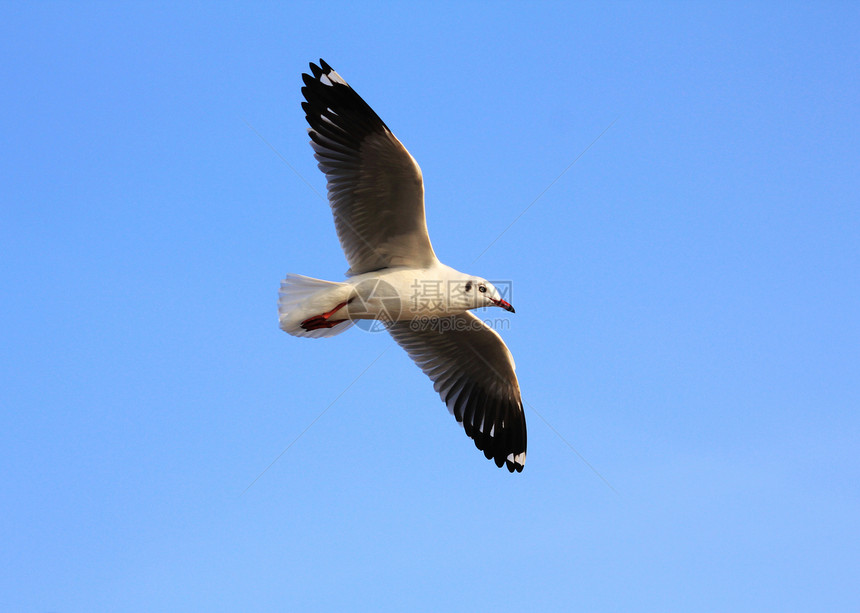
[320,70,348,87]
[329,70,348,85]
[506,452,526,466]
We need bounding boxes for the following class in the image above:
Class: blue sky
[2,2,858,611]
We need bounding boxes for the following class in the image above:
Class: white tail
[278,274,355,338]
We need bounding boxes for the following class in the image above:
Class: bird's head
[450,277,515,313]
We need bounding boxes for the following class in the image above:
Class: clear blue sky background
[2,3,858,611]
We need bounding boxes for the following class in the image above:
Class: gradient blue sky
[2,3,859,611]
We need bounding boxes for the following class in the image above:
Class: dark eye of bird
[464,281,472,292]
[479,285,487,293]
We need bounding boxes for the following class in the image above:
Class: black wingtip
[307,59,333,77]
[503,456,524,473]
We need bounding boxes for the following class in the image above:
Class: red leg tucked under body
[301,300,350,331]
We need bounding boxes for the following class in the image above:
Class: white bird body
[278,60,527,472]
[279,263,511,334]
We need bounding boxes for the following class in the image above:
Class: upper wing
[301,59,438,276]
[387,312,527,472]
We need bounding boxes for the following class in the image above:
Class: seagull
[279,59,527,472]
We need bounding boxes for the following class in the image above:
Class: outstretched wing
[302,60,438,276]
[387,312,527,472]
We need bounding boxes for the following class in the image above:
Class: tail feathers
[278,274,355,339]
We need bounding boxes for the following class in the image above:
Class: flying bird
[279,59,527,472]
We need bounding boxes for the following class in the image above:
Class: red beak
[492,298,515,313]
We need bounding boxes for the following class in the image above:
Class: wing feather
[387,313,527,472]
[302,60,438,275]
